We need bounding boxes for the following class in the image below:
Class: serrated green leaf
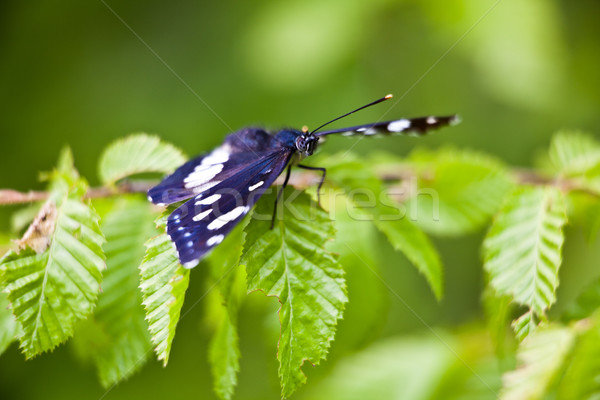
[206,226,246,400]
[403,148,513,236]
[316,153,443,299]
[501,326,574,400]
[75,198,156,387]
[0,197,105,357]
[139,227,190,365]
[0,291,17,356]
[558,314,600,400]
[483,186,567,316]
[511,311,538,343]
[549,131,600,175]
[242,188,347,398]
[99,133,186,185]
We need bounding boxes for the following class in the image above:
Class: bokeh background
[1,0,599,399]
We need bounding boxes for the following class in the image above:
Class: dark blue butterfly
[148,95,459,268]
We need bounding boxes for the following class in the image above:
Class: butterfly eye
[295,136,307,152]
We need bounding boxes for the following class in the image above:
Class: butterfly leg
[271,165,292,229]
[297,165,326,207]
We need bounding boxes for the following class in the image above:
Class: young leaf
[242,188,347,398]
[512,311,538,343]
[549,131,600,175]
[0,291,17,356]
[483,186,567,316]
[75,198,156,387]
[403,148,514,236]
[1,149,105,358]
[501,326,575,400]
[99,133,186,185]
[139,224,190,365]
[0,196,105,357]
[316,153,443,299]
[206,226,246,400]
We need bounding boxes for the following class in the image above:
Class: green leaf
[74,198,156,387]
[403,148,514,236]
[483,186,567,316]
[0,196,105,357]
[139,222,190,366]
[373,218,443,299]
[549,131,600,175]
[242,188,347,398]
[317,153,443,299]
[98,133,186,185]
[511,311,538,343]
[0,151,104,358]
[501,326,575,400]
[0,291,17,356]
[206,225,246,400]
[558,314,600,400]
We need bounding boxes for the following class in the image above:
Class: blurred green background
[1,0,599,399]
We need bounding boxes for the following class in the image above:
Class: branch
[0,167,597,206]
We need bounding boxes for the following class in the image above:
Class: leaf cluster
[1,130,600,399]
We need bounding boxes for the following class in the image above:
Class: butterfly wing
[148,128,281,205]
[315,115,460,137]
[165,149,293,268]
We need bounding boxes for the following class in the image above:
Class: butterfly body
[148,96,458,268]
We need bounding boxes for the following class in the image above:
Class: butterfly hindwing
[147,128,281,205]
[315,115,459,137]
[166,149,292,268]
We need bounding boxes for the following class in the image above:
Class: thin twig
[0,167,597,206]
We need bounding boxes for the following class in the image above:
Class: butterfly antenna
[310,94,393,135]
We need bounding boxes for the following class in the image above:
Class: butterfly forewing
[165,149,292,268]
[315,115,459,137]
[148,128,281,205]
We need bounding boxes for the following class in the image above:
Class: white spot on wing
[364,128,377,135]
[193,209,212,221]
[183,259,200,269]
[206,234,225,246]
[196,194,221,205]
[426,116,438,124]
[202,148,229,165]
[184,164,224,188]
[248,181,264,191]
[207,206,248,230]
[341,131,354,136]
[387,119,411,132]
[193,180,220,194]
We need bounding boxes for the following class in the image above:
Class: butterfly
[147,94,459,268]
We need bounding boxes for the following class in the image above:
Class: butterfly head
[295,133,319,156]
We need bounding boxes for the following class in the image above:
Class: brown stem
[0,167,597,206]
